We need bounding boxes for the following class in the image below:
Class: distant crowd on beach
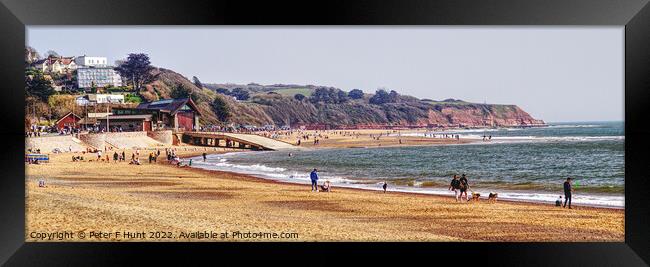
[60,146,197,167]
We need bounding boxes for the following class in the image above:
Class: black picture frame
[1,0,649,265]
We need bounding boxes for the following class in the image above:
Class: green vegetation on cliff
[25,60,545,128]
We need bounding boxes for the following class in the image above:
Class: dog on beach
[488,192,498,203]
[471,192,481,202]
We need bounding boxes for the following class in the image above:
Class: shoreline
[181,151,624,210]
[187,164,623,211]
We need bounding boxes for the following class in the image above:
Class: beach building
[97,114,154,132]
[112,98,201,131]
[76,67,123,89]
[89,94,124,104]
[54,112,81,130]
[75,94,125,106]
[79,112,152,132]
[76,112,111,128]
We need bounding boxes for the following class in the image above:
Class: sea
[189,121,624,208]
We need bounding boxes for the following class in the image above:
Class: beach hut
[54,112,81,130]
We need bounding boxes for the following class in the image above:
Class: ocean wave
[194,160,286,173]
[546,124,602,128]
[404,133,624,143]
[398,128,522,136]
[487,135,624,142]
[193,157,360,185]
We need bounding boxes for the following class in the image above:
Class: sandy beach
[26,146,624,242]
[267,129,474,148]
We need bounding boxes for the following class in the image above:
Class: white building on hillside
[75,56,108,67]
[77,67,123,89]
[75,94,125,106]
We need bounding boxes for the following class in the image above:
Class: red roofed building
[54,112,81,130]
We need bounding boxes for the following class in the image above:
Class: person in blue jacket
[310,169,319,192]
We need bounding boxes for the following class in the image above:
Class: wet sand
[26,148,624,242]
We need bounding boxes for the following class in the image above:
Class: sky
[27,26,624,122]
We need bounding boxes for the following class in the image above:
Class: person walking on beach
[459,174,470,201]
[563,177,574,209]
[310,169,319,192]
[113,152,118,162]
[449,175,461,202]
[202,152,207,161]
[383,181,388,193]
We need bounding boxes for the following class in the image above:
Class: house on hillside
[32,56,77,74]
[112,98,201,131]
[54,112,81,130]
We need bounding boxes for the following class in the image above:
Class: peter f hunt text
[29,231,299,241]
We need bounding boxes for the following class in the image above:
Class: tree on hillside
[369,89,390,105]
[348,89,364,99]
[388,90,400,103]
[294,93,306,101]
[25,69,55,102]
[337,90,348,102]
[369,89,401,105]
[230,88,250,100]
[310,88,331,103]
[170,85,199,103]
[192,76,203,89]
[25,96,52,122]
[215,88,230,95]
[48,95,78,119]
[25,46,40,64]
[114,53,155,91]
[211,95,232,123]
[310,87,348,104]
[45,50,59,58]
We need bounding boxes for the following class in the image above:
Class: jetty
[181,132,296,151]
